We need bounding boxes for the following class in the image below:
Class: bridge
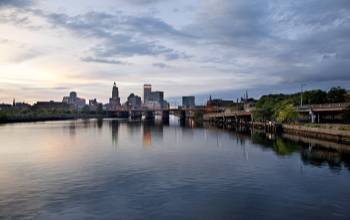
[296,103,349,113]
[296,103,349,123]
[203,102,350,125]
[203,111,253,130]
[106,107,204,121]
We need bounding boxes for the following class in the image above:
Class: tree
[253,94,286,121]
[303,90,328,104]
[327,86,347,103]
[275,103,299,123]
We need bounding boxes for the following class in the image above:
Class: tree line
[253,86,350,122]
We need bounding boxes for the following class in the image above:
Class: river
[0,117,349,219]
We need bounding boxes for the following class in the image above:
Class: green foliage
[275,103,299,123]
[327,86,347,103]
[273,138,299,156]
[303,90,328,104]
[253,94,287,121]
[253,86,348,122]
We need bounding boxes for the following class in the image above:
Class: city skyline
[1,0,350,104]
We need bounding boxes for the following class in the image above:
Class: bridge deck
[203,111,252,120]
[297,103,349,113]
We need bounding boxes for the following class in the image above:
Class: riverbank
[0,114,105,124]
[282,124,350,144]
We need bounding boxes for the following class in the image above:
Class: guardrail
[296,102,349,111]
[203,111,252,120]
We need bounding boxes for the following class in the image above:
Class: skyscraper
[143,84,152,103]
[112,82,119,99]
[107,82,121,111]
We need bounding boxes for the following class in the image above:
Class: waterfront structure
[107,82,121,111]
[206,96,234,113]
[126,93,142,110]
[33,101,71,111]
[143,84,168,110]
[182,96,195,109]
[62,91,86,110]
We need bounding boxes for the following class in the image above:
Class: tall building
[107,82,121,111]
[143,84,168,110]
[182,96,195,109]
[149,91,164,103]
[143,84,152,103]
[112,82,119,99]
[62,91,86,110]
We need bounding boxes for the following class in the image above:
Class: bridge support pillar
[162,110,170,124]
[144,111,155,121]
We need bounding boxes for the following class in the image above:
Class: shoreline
[0,114,107,124]
[282,124,350,144]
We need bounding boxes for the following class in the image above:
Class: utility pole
[300,83,306,107]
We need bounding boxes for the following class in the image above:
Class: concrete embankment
[282,124,350,144]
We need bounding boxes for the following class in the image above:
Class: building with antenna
[106,82,121,111]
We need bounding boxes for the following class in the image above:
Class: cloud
[184,0,350,85]
[0,0,34,8]
[81,56,128,65]
[1,0,350,99]
[0,38,9,44]
[116,0,166,5]
[11,49,41,62]
[152,62,171,69]
[41,11,193,60]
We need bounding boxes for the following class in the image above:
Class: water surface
[0,118,349,219]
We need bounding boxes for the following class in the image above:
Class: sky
[0,0,350,105]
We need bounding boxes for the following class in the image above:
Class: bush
[275,103,299,123]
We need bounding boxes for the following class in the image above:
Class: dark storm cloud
[188,0,350,84]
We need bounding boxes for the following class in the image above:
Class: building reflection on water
[64,118,350,171]
[143,120,164,149]
[109,120,120,146]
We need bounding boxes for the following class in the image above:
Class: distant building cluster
[143,84,169,110]
[0,82,172,113]
[0,82,260,114]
